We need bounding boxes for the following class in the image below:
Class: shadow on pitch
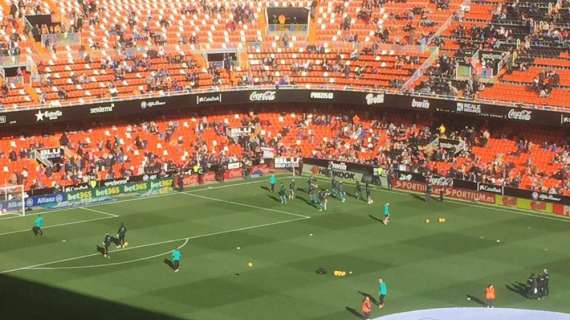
[95,245,105,255]
[368,215,383,224]
[506,281,530,298]
[260,185,270,192]
[411,193,427,202]
[345,306,366,319]
[0,273,186,319]
[466,294,487,307]
[163,259,176,271]
[296,195,317,208]
[358,291,379,305]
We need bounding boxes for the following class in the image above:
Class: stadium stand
[0,0,568,197]
[1,108,570,195]
[0,0,566,109]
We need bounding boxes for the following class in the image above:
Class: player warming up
[170,248,182,272]
[279,183,288,205]
[355,180,364,201]
[383,202,391,225]
[318,189,329,212]
[101,233,116,258]
[378,277,388,309]
[117,222,128,248]
[32,214,45,236]
[269,174,277,192]
[366,183,373,205]
[288,179,296,200]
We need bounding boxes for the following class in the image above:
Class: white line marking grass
[181,192,310,219]
[0,178,284,237]
[79,207,119,218]
[1,216,307,273]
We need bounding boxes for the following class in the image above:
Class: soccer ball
[425,219,431,223]
[123,241,129,247]
[248,262,253,267]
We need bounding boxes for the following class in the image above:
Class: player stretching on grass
[279,183,288,205]
[170,248,182,272]
[383,203,391,225]
[32,214,45,236]
[288,179,296,200]
[269,174,277,192]
[378,278,388,309]
[117,222,128,248]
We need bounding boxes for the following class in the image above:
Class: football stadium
[0,0,569,319]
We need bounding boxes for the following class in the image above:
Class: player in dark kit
[117,222,128,248]
[101,233,116,258]
[366,182,373,205]
[288,179,296,200]
[542,269,550,297]
[537,271,547,299]
[355,180,364,200]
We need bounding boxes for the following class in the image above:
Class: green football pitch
[1,175,570,320]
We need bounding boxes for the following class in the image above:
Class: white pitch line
[181,192,310,219]
[0,176,277,221]
[0,215,116,237]
[1,216,307,273]
[79,206,119,218]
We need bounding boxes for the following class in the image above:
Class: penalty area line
[1,216,308,273]
[0,175,281,221]
[0,215,116,237]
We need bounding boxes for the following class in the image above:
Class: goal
[0,185,25,216]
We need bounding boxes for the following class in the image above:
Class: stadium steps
[24,85,39,105]
[258,7,269,41]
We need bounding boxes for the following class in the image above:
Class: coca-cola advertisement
[249,91,277,102]
[507,108,533,121]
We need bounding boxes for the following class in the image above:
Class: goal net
[0,185,25,216]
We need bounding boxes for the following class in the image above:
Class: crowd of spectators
[3,108,570,194]
[531,70,560,97]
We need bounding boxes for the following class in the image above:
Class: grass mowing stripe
[181,192,310,219]
[0,215,116,237]
[1,216,307,274]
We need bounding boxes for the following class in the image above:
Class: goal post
[0,185,25,216]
